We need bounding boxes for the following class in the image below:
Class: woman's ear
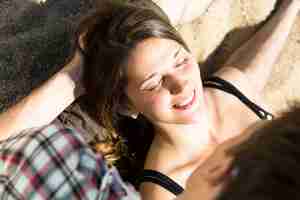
[118,107,139,119]
[118,103,139,119]
[120,110,139,119]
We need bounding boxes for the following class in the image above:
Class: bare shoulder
[210,66,261,102]
[203,67,270,142]
[204,66,269,123]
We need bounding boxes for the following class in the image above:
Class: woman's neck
[156,120,211,150]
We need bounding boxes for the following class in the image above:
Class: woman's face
[125,38,204,125]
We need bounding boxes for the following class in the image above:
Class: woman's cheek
[147,93,169,115]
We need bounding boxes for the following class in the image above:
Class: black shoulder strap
[139,169,184,196]
[203,76,273,120]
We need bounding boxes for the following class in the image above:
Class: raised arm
[0,50,85,141]
[222,0,300,93]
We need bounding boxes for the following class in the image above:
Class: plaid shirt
[0,122,140,200]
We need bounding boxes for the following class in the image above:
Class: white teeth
[175,93,194,107]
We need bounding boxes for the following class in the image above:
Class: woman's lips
[173,90,196,110]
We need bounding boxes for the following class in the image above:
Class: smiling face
[125,37,205,125]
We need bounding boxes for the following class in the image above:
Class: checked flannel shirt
[0,122,141,200]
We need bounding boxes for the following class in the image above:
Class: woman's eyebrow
[139,47,181,89]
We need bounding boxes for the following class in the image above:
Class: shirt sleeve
[0,122,141,200]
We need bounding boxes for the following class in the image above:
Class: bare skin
[0,50,85,140]
[176,120,268,200]
[0,0,214,141]
[140,1,300,200]
[0,1,299,200]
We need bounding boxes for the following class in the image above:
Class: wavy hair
[76,0,189,182]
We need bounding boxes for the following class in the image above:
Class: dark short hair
[76,0,189,182]
[218,103,300,200]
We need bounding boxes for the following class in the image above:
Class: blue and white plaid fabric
[0,122,140,200]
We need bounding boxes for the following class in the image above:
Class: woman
[77,0,299,199]
[0,0,299,199]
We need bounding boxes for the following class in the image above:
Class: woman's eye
[148,79,162,91]
[175,58,188,68]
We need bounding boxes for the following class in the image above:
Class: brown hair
[218,103,300,199]
[76,0,189,182]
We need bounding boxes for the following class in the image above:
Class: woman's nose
[165,75,188,95]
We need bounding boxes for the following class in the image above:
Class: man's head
[219,103,300,199]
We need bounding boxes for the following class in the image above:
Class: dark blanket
[0,0,93,112]
[0,0,106,141]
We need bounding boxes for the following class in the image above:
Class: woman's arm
[222,0,300,93]
[0,50,85,140]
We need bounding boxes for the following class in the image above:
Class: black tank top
[138,76,273,196]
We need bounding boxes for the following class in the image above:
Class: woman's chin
[171,108,204,125]
[179,114,203,125]
[173,94,204,124]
